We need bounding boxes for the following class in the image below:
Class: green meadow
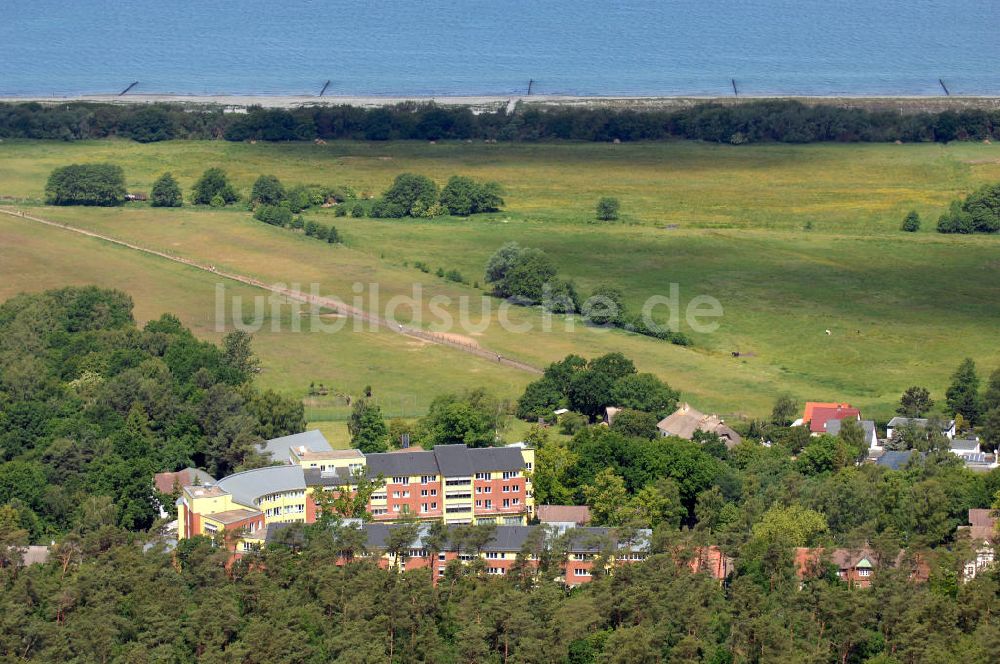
[2,138,999,424]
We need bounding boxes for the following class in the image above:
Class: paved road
[0,207,542,375]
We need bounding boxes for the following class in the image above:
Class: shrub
[253,204,292,226]
[291,216,304,230]
[334,205,347,217]
[304,220,318,236]
[413,261,430,273]
[382,173,439,216]
[44,163,126,206]
[444,269,464,283]
[901,210,921,232]
[369,198,407,218]
[209,194,225,208]
[314,224,329,241]
[351,203,365,217]
[150,172,182,207]
[439,176,505,215]
[327,226,340,243]
[192,168,238,205]
[596,196,620,221]
[250,175,285,206]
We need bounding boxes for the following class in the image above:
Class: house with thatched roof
[656,403,742,448]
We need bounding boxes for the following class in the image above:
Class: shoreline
[3,93,1000,112]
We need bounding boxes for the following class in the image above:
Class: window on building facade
[421,475,435,483]
[503,471,519,480]
[503,499,510,508]
[574,568,591,577]
[475,472,490,480]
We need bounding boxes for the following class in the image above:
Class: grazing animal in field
[825,329,831,336]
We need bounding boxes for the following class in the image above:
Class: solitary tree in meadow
[596,196,620,221]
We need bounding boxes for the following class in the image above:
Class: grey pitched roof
[951,438,980,452]
[365,450,440,477]
[216,465,306,508]
[260,430,332,462]
[263,522,306,546]
[467,446,524,473]
[825,419,876,439]
[886,417,954,431]
[876,450,923,471]
[303,466,354,487]
[433,445,476,476]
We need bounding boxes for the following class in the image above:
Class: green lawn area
[2,138,999,422]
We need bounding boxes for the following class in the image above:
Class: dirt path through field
[0,207,541,375]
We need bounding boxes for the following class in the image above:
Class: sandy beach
[4,93,1000,113]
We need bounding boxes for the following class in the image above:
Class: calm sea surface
[2,0,998,97]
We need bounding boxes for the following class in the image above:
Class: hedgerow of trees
[484,242,690,344]
[6,99,1000,144]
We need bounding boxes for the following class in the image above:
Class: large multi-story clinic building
[177,431,536,543]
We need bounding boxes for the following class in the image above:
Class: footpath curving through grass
[2,138,999,420]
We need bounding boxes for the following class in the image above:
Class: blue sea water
[2,0,998,97]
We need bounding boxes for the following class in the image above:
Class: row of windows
[258,490,306,504]
[265,504,304,517]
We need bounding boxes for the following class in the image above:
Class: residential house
[886,417,956,441]
[795,546,930,588]
[656,403,742,448]
[793,402,852,427]
[806,406,860,434]
[958,508,996,580]
[824,418,878,449]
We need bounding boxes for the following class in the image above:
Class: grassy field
[2,138,999,422]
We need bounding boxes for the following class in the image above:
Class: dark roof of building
[876,450,923,471]
[303,466,354,486]
[825,419,876,439]
[886,417,955,430]
[365,450,440,477]
[262,522,306,546]
[433,445,476,476]
[465,446,524,473]
[365,445,525,479]
[951,438,980,452]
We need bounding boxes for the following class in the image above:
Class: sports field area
[2,138,998,430]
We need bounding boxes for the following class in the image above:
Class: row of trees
[484,243,691,344]
[370,173,504,218]
[7,100,1000,144]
